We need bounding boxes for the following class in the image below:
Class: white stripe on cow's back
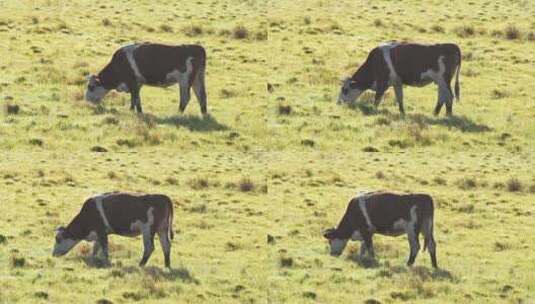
[123,44,146,83]
[95,195,114,233]
[379,42,400,84]
[356,193,374,231]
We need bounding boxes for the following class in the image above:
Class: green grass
[1,0,535,303]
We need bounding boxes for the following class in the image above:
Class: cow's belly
[404,77,433,87]
[380,229,407,237]
[144,69,190,87]
[377,219,408,237]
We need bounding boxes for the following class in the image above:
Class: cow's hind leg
[192,66,207,115]
[433,89,444,116]
[427,235,438,268]
[407,229,421,266]
[434,77,454,117]
[158,230,171,268]
[178,82,192,113]
[139,230,155,267]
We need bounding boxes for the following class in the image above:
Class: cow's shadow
[142,113,229,132]
[112,265,200,284]
[78,255,110,268]
[345,100,492,133]
[346,252,380,268]
[142,266,200,284]
[420,115,492,133]
[346,101,390,116]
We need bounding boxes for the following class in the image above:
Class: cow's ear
[55,226,65,233]
[323,228,336,239]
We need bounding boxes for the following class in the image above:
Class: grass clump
[232,25,249,39]
[183,24,204,37]
[431,25,445,33]
[454,25,475,37]
[456,177,478,190]
[506,177,522,192]
[504,25,520,40]
[4,103,20,115]
[238,176,255,192]
[187,176,211,190]
[159,24,173,33]
[11,255,26,268]
[278,103,292,115]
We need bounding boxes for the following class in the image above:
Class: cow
[323,191,438,268]
[85,43,207,115]
[338,42,461,116]
[52,192,174,268]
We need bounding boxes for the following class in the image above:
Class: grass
[1,0,535,303]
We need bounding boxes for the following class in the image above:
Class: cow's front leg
[130,84,142,113]
[394,84,405,117]
[178,82,192,113]
[359,241,367,257]
[92,241,101,257]
[99,234,110,267]
[363,234,375,258]
[373,81,388,108]
[139,230,155,267]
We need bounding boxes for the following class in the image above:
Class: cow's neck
[351,63,373,90]
[335,201,361,238]
[98,64,120,90]
[66,212,91,240]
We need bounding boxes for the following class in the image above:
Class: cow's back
[390,43,460,85]
[98,192,171,234]
[132,44,205,84]
[366,192,432,227]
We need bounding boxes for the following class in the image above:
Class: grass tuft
[504,25,520,40]
[11,255,26,268]
[506,177,522,192]
[278,103,292,115]
[233,25,249,39]
[238,176,255,192]
[4,103,20,115]
[454,25,476,37]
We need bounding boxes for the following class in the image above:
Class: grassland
[1,0,535,303]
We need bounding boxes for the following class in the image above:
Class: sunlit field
[1,0,535,303]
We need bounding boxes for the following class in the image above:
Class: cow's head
[338,77,363,104]
[52,226,81,257]
[85,75,109,103]
[323,227,349,256]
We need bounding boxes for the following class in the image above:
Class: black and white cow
[52,192,174,268]
[85,43,207,114]
[338,42,461,116]
[323,191,438,268]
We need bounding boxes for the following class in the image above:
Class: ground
[1,0,534,303]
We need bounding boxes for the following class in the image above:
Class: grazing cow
[52,192,174,268]
[323,191,438,268]
[85,43,207,114]
[338,42,461,116]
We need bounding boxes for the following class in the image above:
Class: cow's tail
[422,196,435,252]
[454,47,461,102]
[164,197,174,241]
